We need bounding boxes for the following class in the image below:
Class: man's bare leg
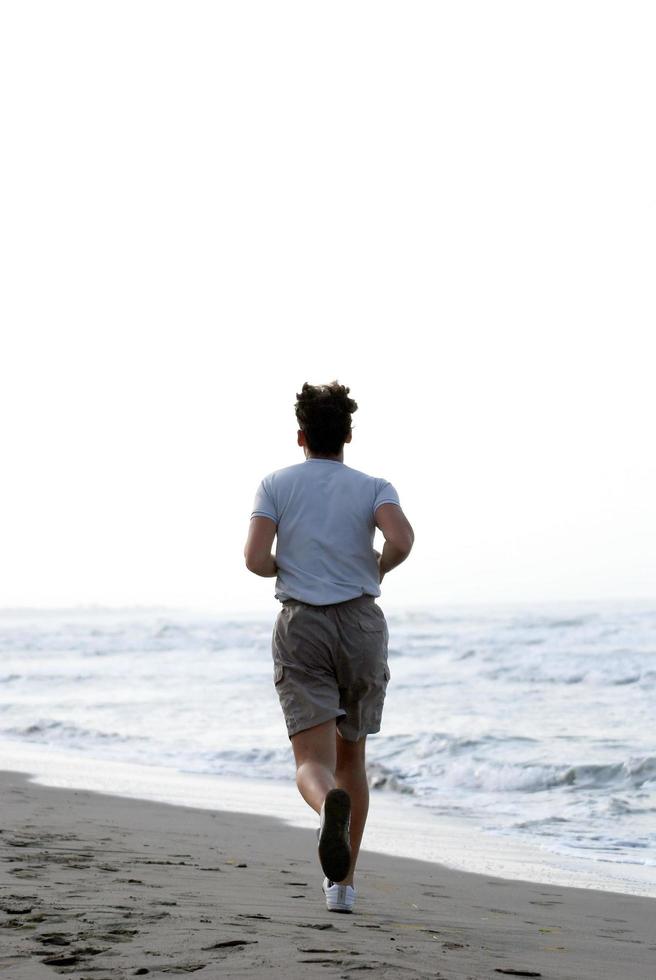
[334,731,368,886]
[290,718,337,814]
[290,719,368,886]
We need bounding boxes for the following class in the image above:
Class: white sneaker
[322,876,356,913]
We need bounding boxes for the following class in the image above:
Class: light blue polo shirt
[250,458,401,605]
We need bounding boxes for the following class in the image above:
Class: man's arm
[244,516,278,577]
[374,503,415,580]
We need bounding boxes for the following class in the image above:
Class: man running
[244,380,414,913]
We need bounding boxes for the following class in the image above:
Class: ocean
[1,600,654,896]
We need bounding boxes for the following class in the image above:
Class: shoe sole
[318,789,351,883]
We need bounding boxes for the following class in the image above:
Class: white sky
[1,2,654,615]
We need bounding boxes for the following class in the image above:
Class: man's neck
[305,453,344,463]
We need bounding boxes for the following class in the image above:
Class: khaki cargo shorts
[271,593,391,742]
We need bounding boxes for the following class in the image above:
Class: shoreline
[1,738,654,901]
[1,767,654,979]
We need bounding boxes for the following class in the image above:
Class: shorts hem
[286,709,347,740]
[338,723,382,741]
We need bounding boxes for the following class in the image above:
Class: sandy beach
[1,769,654,979]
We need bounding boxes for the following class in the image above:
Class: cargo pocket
[272,662,298,732]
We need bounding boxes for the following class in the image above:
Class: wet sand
[1,768,654,978]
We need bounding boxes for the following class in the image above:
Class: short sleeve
[250,476,278,523]
[373,479,401,515]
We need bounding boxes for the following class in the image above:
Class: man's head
[295,380,358,457]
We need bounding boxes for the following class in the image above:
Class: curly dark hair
[294,380,358,456]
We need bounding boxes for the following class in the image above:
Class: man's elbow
[392,526,415,556]
[400,534,414,557]
[244,553,262,575]
[244,546,257,573]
